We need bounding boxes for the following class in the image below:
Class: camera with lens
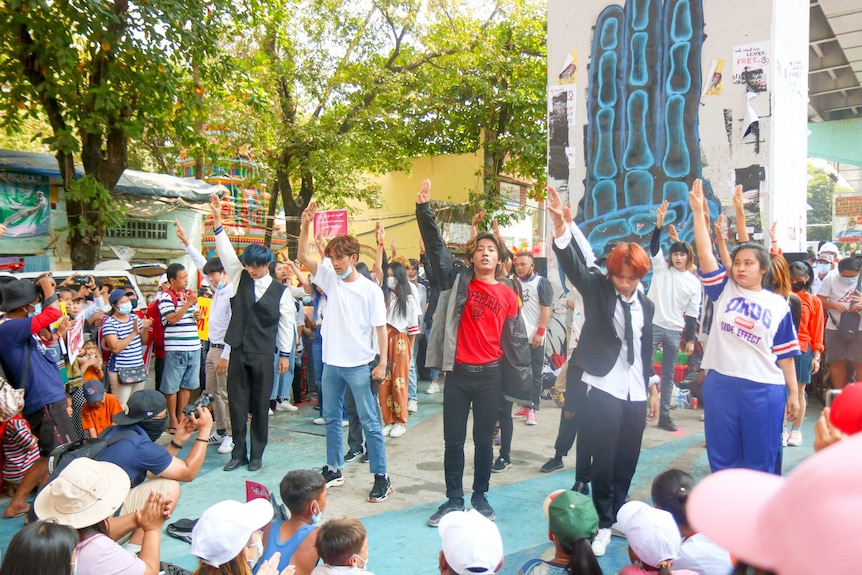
[183,392,214,418]
[74,275,92,285]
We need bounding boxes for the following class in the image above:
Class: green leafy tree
[807,162,852,243]
[1,0,231,267]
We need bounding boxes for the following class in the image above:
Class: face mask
[217,280,225,290]
[71,561,77,575]
[841,275,859,286]
[817,263,830,275]
[138,416,167,442]
[352,554,368,571]
[118,302,133,315]
[386,277,397,289]
[28,302,42,317]
[310,500,322,525]
[791,282,806,292]
[338,266,353,280]
[247,537,264,569]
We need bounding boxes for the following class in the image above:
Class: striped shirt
[157,291,201,352]
[3,418,40,483]
[102,315,145,369]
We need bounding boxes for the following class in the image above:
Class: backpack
[46,426,136,477]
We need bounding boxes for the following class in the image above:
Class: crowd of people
[0,176,860,575]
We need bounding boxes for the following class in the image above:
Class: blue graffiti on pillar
[577,0,720,258]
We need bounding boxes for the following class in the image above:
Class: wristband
[378,242,385,247]
[43,293,59,306]
[536,327,546,336]
[196,438,208,443]
[170,440,184,449]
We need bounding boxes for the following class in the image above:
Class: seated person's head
[438,509,504,575]
[651,469,695,535]
[191,499,274,573]
[689,433,862,575]
[280,469,327,522]
[82,378,107,410]
[0,520,78,575]
[80,339,98,360]
[543,490,601,575]
[113,390,167,442]
[315,517,369,570]
[618,501,682,575]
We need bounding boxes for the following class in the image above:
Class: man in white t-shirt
[817,256,862,389]
[298,200,391,503]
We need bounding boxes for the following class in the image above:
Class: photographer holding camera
[0,275,77,518]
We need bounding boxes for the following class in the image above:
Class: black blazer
[553,231,655,391]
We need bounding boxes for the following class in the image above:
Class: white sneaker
[312,417,325,425]
[268,409,275,416]
[207,431,222,444]
[382,424,394,437]
[788,429,803,446]
[782,430,789,447]
[276,400,298,412]
[407,399,418,413]
[426,381,440,394]
[218,435,234,454]
[341,420,349,427]
[389,423,407,438]
[591,528,612,557]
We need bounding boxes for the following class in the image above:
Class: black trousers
[529,344,544,408]
[496,397,513,461]
[443,364,502,500]
[583,386,646,528]
[227,348,274,461]
[554,376,592,483]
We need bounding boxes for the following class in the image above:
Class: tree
[807,162,851,243]
[0,0,231,267]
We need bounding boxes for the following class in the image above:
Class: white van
[13,268,154,311]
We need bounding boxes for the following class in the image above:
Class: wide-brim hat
[34,458,130,529]
[0,279,37,312]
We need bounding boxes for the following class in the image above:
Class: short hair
[390,255,410,268]
[408,258,420,270]
[838,257,862,273]
[668,241,696,272]
[466,232,506,264]
[166,263,185,281]
[324,235,361,259]
[315,518,366,566]
[651,469,695,529]
[241,244,273,267]
[605,242,650,279]
[202,257,224,275]
[279,470,326,515]
[515,252,535,262]
[789,261,813,292]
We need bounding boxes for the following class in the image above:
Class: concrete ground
[0,379,818,574]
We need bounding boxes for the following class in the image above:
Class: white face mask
[386,277,397,289]
[311,500,322,524]
[246,536,263,569]
[118,302,133,315]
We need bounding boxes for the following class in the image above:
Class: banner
[66,316,85,364]
[313,209,348,238]
[0,171,50,237]
[197,297,212,341]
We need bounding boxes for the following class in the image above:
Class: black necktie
[619,296,635,365]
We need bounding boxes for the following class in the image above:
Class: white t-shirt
[699,266,800,385]
[648,251,702,332]
[674,533,733,575]
[817,270,862,331]
[386,292,420,335]
[313,260,386,367]
[517,273,553,338]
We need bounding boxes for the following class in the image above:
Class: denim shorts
[161,349,201,394]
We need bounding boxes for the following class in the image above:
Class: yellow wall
[349,152,484,265]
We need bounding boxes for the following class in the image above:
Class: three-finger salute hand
[689,179,704,213]
[302,200,317,226]
[417,179,431,204]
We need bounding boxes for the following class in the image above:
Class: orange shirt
[81,394,123,436]
[797,291,825,353]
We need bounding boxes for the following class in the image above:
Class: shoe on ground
[572,480,590,495]
[470,492,496,521]
[389,423,407,438]
[782,430,789,447]
[513,406,530,418]
[591,528,612,556]
[788,429,803,446]
[526,409,538,426]
[407,399,418,413]
[382,424,394,437]
[541,457,564,473]
[322,466,344,487]
[268,408,275,416]
[276,399,298,412]
[207,431,222,444]
[359,452,369,463]
[223,457,248,472]
[248,459,262,471]
[368,474,392,502]
[493,427,501,446]
[341,420,349,427]
[218,436,235,454]
[657,416,678,432]
[699,413,705,422]
[345,449,364,463]
[426,381,440,394]
[491,456,511,473]
[428,498,465,527]
[312,417,325,425]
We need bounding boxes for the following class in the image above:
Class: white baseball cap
[617,501,681,569]
[191,499,273,567]
[438,509,504,575]
[158,273,168,285]
[819,242,839,256]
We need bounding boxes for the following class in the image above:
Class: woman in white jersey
[689,180,800,474]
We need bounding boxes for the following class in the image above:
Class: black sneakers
[368,474,392,502]
[491,456,511,473]
[428,498,465,527]
[540,457,564,473]
[471,492,496,521]
[344,449,364,463]
[321,466,344,487]
[658,415,679,432]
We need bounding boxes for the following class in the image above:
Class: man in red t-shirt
[146,275,170,392]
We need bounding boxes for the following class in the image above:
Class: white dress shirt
[184,241,235,360]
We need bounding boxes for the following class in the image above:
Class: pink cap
[830,382,862,436]
[688,433,862,575]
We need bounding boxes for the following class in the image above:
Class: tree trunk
[263,180,279,249]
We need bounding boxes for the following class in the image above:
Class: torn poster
[732,42,770,92]
[558,52,577,85]
[702,58,724,97]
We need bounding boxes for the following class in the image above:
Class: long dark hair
[560,538,603,575]
[0,520,78,575]
[651,469,694,530]
[385,262,410,318]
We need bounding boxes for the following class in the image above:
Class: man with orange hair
[546,187,659,558]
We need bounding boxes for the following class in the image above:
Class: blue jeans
[312,331,324,393]
[162,349,201,394]
[408,339,418,400]
[322,363,387,475]
[271,337,296,401]
[651,326,682,419]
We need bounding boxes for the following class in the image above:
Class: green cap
[548,491,599,548]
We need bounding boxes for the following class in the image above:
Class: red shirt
[146,300,166,359]
[455,279,519,365]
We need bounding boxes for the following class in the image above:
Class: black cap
[113,390,166,425]
[0,279,37,312]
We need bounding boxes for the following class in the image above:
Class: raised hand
[416,179,431,204]
[375,221,385,245]
[655,200,668,228]
[732,185,744,213]
[209,194,223,227]
[689,179,705,214]
[563,202,573,225]
[546,186,565,230]
[174,219,189,245]
[302,200,317,228]
[471,209,487,228]
[768,220,778,244]
[668,224,680,243]
[714,213,726,240]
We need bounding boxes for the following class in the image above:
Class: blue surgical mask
[310,500,322,525]
[817,263,830,275]
[118,302,133,315]
[338,266,353,280]
[28,302,42,317]
[217,281,225,290]
[841,275,859,286]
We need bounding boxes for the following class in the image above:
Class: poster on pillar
[0,171,50,237]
